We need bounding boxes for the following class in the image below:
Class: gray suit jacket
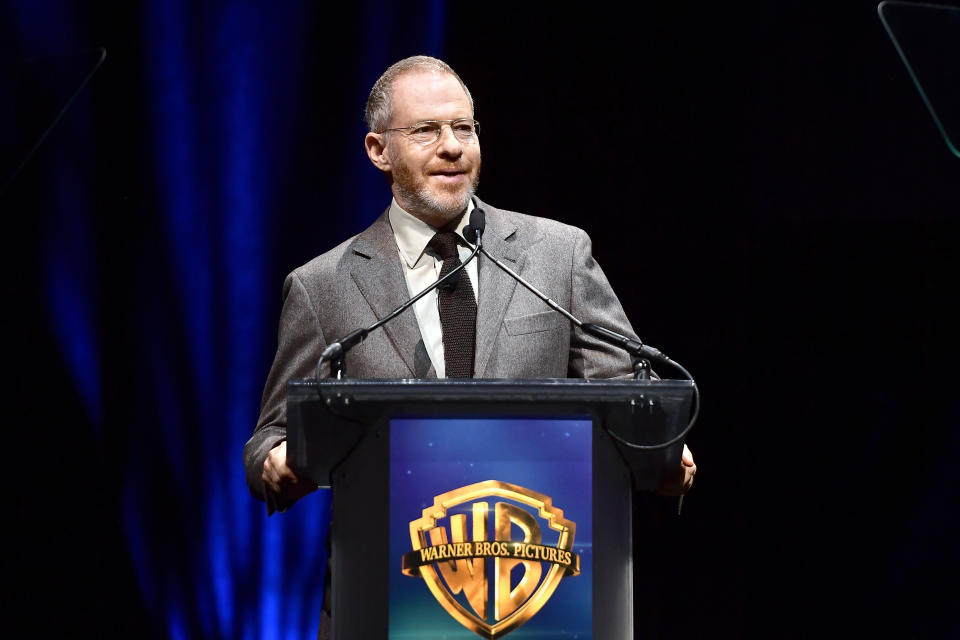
[244,200,640,505]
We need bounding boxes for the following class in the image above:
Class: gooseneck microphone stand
[315,201,698,454]
[474,239,699,452]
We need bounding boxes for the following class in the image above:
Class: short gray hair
[364,55,474,133]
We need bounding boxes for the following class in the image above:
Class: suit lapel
[474,205,523,377]
[348,214,422,377]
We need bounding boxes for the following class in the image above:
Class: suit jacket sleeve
[567,227,640,379]
[243,270,328,509]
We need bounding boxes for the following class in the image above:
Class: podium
[287,378,694,639]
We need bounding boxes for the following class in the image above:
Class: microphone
[436,270,461,292]
[317,201,485,379]
[435,207,482,296]
[463,207,485,244]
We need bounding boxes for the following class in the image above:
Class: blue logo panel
[389,417,593,639]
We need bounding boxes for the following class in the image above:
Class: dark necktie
[427,231,477,378]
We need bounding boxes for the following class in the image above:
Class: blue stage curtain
[7,0,447,637]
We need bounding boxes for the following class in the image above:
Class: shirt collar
[388,198,476,268]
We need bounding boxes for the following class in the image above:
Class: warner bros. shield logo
[401,480,581,638]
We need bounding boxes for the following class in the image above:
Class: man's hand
[262,441,318,504]
[657,444,697,496]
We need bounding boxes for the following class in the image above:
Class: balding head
[364,55,474,132]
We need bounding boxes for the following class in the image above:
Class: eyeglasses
[379,118,480,146]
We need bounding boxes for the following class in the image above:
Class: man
[244,55,695,514]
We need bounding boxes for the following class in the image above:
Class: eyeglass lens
[408,120,479,144]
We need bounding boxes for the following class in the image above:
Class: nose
[436,124,463,159]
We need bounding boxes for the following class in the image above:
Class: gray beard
[387,142,481,226]
[393,178,477,225]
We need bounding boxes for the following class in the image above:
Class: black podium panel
[287,378,693,639]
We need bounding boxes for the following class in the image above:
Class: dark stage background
[3,1,958,637]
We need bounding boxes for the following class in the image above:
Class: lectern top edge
[289,377,695,403]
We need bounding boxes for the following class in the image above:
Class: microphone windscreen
[437,269,462,292]
[463,207,486,244]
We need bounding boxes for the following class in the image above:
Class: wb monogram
[401,480,580,638]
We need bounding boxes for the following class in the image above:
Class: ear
[365,132,391,172]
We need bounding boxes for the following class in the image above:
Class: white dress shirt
[388,198,479,378]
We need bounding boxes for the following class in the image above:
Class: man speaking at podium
[244,55,695,515]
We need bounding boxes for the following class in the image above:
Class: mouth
[429,168,468,183]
